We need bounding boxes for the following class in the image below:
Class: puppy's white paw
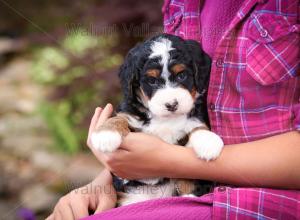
[188,130,224,161]
[91,130,122,153]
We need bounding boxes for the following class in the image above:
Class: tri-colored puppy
[91,34,224,206]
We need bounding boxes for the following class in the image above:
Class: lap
[82,187,300,220]
[82,194,213,220]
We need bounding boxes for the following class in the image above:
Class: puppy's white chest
[143,116,191,144]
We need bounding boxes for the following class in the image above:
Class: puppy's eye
[176,72,187,82]
[147,77,158,86]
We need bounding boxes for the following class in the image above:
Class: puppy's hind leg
[175,179,213,197]
[91,115,130,153]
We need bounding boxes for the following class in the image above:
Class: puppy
[91,34,224,206]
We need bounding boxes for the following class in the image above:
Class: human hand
[104,132,185,179]
[86,104,115,168]
[87,104,194,180]
[46,169,116,220]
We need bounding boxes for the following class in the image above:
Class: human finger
[69,192,89,219]
[95,103,113,128]
[87,107,102,147]
[54,197,74,220]
[45,213,54,220]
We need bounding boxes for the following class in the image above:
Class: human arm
[104,130,300,189]
[91,104,300,189]
[168,131,300,188]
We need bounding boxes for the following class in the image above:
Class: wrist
[93,169,113,186]
[162,144,198,178]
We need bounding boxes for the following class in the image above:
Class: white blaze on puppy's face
[147,37,194,117]
[149,37,174,80]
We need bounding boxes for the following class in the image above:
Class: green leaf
[39,102,80,153]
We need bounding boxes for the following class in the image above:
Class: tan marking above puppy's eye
[146,69,160,78]
[171,64,186,75]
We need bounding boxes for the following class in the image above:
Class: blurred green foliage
[31,30,123,153]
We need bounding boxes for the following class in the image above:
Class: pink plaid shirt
[163,0,300,219]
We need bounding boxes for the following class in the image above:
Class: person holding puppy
[48,0,300,219]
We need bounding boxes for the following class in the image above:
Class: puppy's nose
[165,100,178,112]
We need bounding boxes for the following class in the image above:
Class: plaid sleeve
[246,0,300,86]
[213,187,300,220]
[162,0,201,42]
[162,0,184,36]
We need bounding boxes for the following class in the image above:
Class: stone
[30,150,69,173]
[0,200,19,220]
[1,135,52,159]
[64,153,103,189]
[0,58,31,83]
[0,38,27,55]
[20,184,59,212]
[0,115,47,137]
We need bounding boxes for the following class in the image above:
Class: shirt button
[216,58,224,67]
[290,25,298,33]
[260,29,268,38]
[210,103,215,111]
[218,186,226,192]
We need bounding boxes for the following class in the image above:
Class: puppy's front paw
[91,130,122,153]
[188,130,224,161]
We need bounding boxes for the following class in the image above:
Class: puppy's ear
[119,44,142,100]
[185,40,211,126]
[185,40,211,94]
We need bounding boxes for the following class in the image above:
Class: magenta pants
[82,194,212,220]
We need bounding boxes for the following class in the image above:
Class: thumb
[119,132,139,150]
[120,132,152,150]
[94,185,117,214]
[45,214,54,220]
